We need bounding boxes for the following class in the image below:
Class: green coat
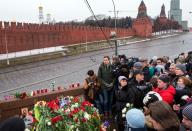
[97,63,114,89]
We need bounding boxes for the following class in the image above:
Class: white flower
[126,103,130,107]
[84,112,90,120]
[25,129,30,131]
[71,103,79,109]
[70,107,74,111]
[122,108,126,113]
[76,128,79,131]
[122,114,126,118]
[181,95,189,100]
[74,103,79,108]
[47,121,52,126]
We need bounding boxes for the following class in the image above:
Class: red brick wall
[133,17,152,37]
[0,22,135,54]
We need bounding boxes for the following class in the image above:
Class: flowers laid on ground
[29,96,101,131]
[122,103,133,118]
[14,92,29,99]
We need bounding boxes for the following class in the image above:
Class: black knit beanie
[158,74,170,83]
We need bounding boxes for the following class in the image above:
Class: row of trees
[59,16,181,32]
[60,16,133,29]
[84,16,132,28]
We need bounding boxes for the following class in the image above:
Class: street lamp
[111,0,118,56]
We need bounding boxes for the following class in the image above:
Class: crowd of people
[83,51,192,131]
[0,52,192,131]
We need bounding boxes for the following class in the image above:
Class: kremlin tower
[133,0,152,37]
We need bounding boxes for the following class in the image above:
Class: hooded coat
[153,85,176,104]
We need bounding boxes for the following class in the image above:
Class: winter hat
[0,117,25,131]
[188,51,192,55]
[158,74,170,83]
[143,91,162,107]
[133,62,143,70]
[118,76,127,82]
[126,108,145,128]
[182,104,192,121]
[133,70,144,76]
[176,64,186,73]
[139,58,148,62]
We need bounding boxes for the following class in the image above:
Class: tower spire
[160,4,166,18]
[137,0,147,18]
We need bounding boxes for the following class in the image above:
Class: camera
[112,66,120,76]
[127,57,139,69]
[88,82,94,86]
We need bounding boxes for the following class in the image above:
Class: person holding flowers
[113,76,130,131]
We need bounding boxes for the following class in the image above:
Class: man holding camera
[83,70,102,113]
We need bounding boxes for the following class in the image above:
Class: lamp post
[111,0,118,56]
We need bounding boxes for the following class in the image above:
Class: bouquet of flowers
[29,96,101,131]
[121,103,133,118]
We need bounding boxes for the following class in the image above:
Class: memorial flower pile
[30,96,101,131]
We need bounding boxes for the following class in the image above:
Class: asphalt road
[0,32,192,98]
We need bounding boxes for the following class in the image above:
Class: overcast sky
[0,0,191,26]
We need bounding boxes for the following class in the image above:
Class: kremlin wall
[0,1,177,54]
[0,22,135,54]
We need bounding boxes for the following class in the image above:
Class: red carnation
[72,97,79,103]
[74,118,78,123]
[82,118,87,122]
[80,106,85,111]
[81,101,92,107]
[51,116,63,124]
[47,100,59,110]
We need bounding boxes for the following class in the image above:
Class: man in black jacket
[128,70,152,109]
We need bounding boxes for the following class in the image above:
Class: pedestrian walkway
[0,46,67,60]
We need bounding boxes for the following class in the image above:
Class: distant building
[38,6,44,24]
[46,14,51,24]
[170,0,182,22]
[153,4,181,32]
[169,0,188,31]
